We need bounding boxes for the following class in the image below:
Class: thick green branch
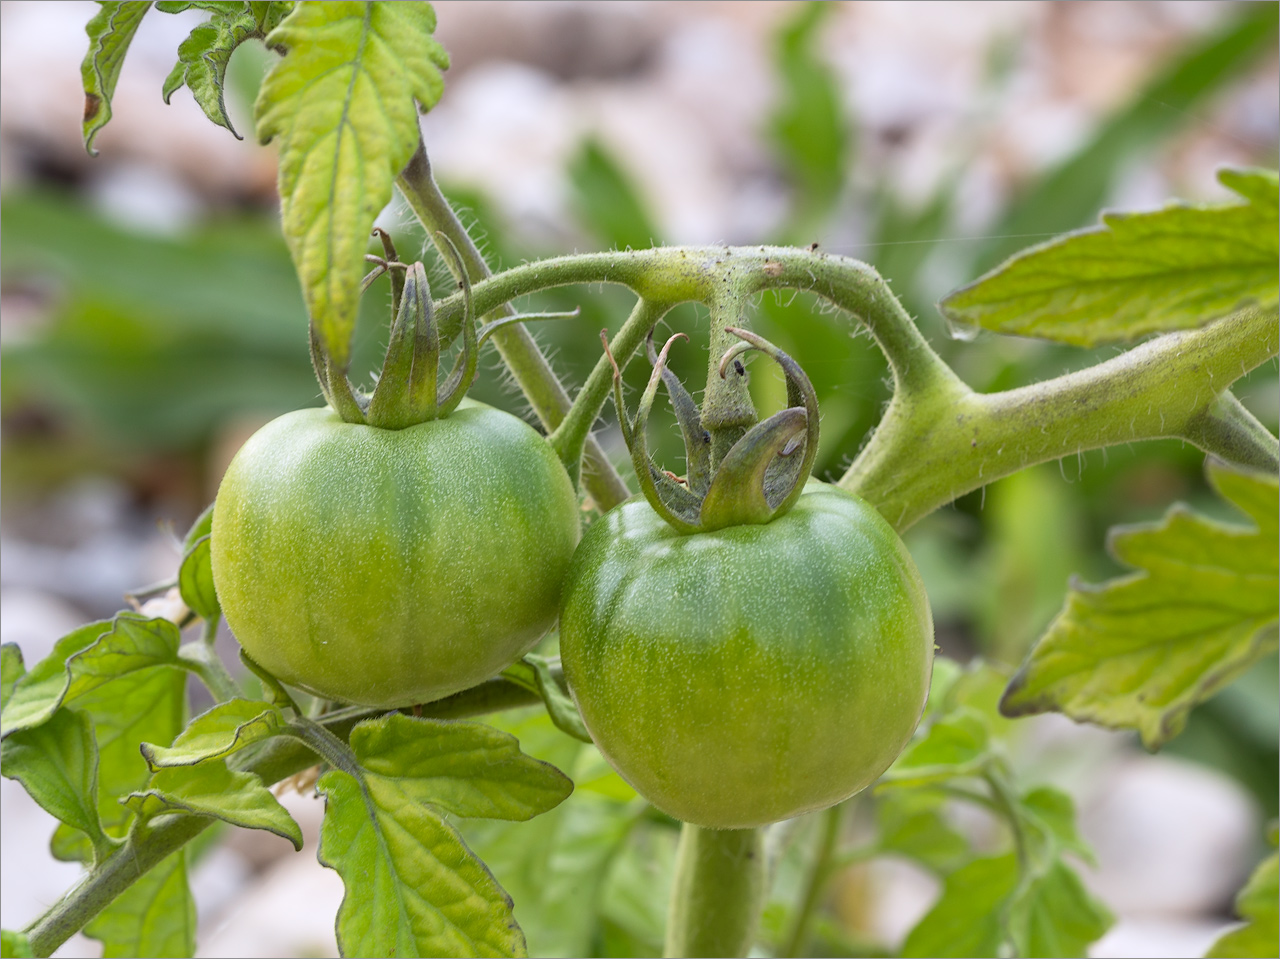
[665,825,766,958]
[841,305,1279,530]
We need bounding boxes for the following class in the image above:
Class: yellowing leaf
[253,1,448,366]
[1001,462,1279,748]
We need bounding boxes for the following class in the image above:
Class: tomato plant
[0,3,1276,959]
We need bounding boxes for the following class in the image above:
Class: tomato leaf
[142,698,283,768]
[1001,462,1279,749]
[156,1,291,138]
[177,534,219,621]
[1006,859,1113,958]
[460,712,639,957]
[318,770,528,958]
[253,1,449,367]
[84,849,196,959]
[124,762,303,849]
[0,708,115,862]
[0,645,24,711]
[180,501,215,560]
[1207,849,1279,958]
[349,713,574,821]
[875,790,970,874]
[901,854,1019,958]
[940,168,1280,346]
[0,930,33,958]
[81,1,153,155]
[503,654,593,744]
[1,620,113,737]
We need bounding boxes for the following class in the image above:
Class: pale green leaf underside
[318,769,527,958]
[1,645,25,711]
[350,714,573,821]
[81,2,153,155]
[1002,464,1279,748]
[126,762,302,849]
[142,698,282,768]
[1207,851,1279,958]
[253,0,449,367]
[84,850,195,959]
[940,168,1280,346]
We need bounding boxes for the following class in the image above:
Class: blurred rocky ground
[1,2,1276,957]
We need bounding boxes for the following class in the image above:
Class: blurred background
[1,2,1276,957]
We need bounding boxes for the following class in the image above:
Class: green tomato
[211,403,580,708]
[559,481,933,829]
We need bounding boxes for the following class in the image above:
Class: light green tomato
[559,481,933,829]
[211,403,580,708]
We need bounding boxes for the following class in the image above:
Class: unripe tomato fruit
[211,403,580,708]
[559,481,933,829]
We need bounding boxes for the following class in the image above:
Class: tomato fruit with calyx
[559,481,933,829]
[211,401,580,709]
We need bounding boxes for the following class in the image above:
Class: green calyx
[606,326,820,533]
[309,230,478,428]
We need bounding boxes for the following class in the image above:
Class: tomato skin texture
[559,482,933,829]
[211,404,580,708]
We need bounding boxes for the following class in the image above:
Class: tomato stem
[665,824,766,958]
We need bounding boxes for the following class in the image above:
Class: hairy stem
[665,825,766,958]
[21,679,542,957]
[548,296,673,486]
[841,305,1279,530]
[395,139,631,510]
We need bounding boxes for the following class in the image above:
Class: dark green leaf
[317,768,528,958]
[900,854,1018,958]
[81,2,153,154]
[124,762,302,848]
[769,0,849,237]
[349,713,574,821]
[177,534,219,621]
[568,139,661,251]
[0,645,24,711]
[142,699,283,768]
[941,169,1279,346]
[1,709,113,861]
[1207,850,1279,958]
[1002,463,1279,748]
[253,0,449,366]
[1007,860,1114,958]
[0,931,33,958]
[84,850,195,959]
